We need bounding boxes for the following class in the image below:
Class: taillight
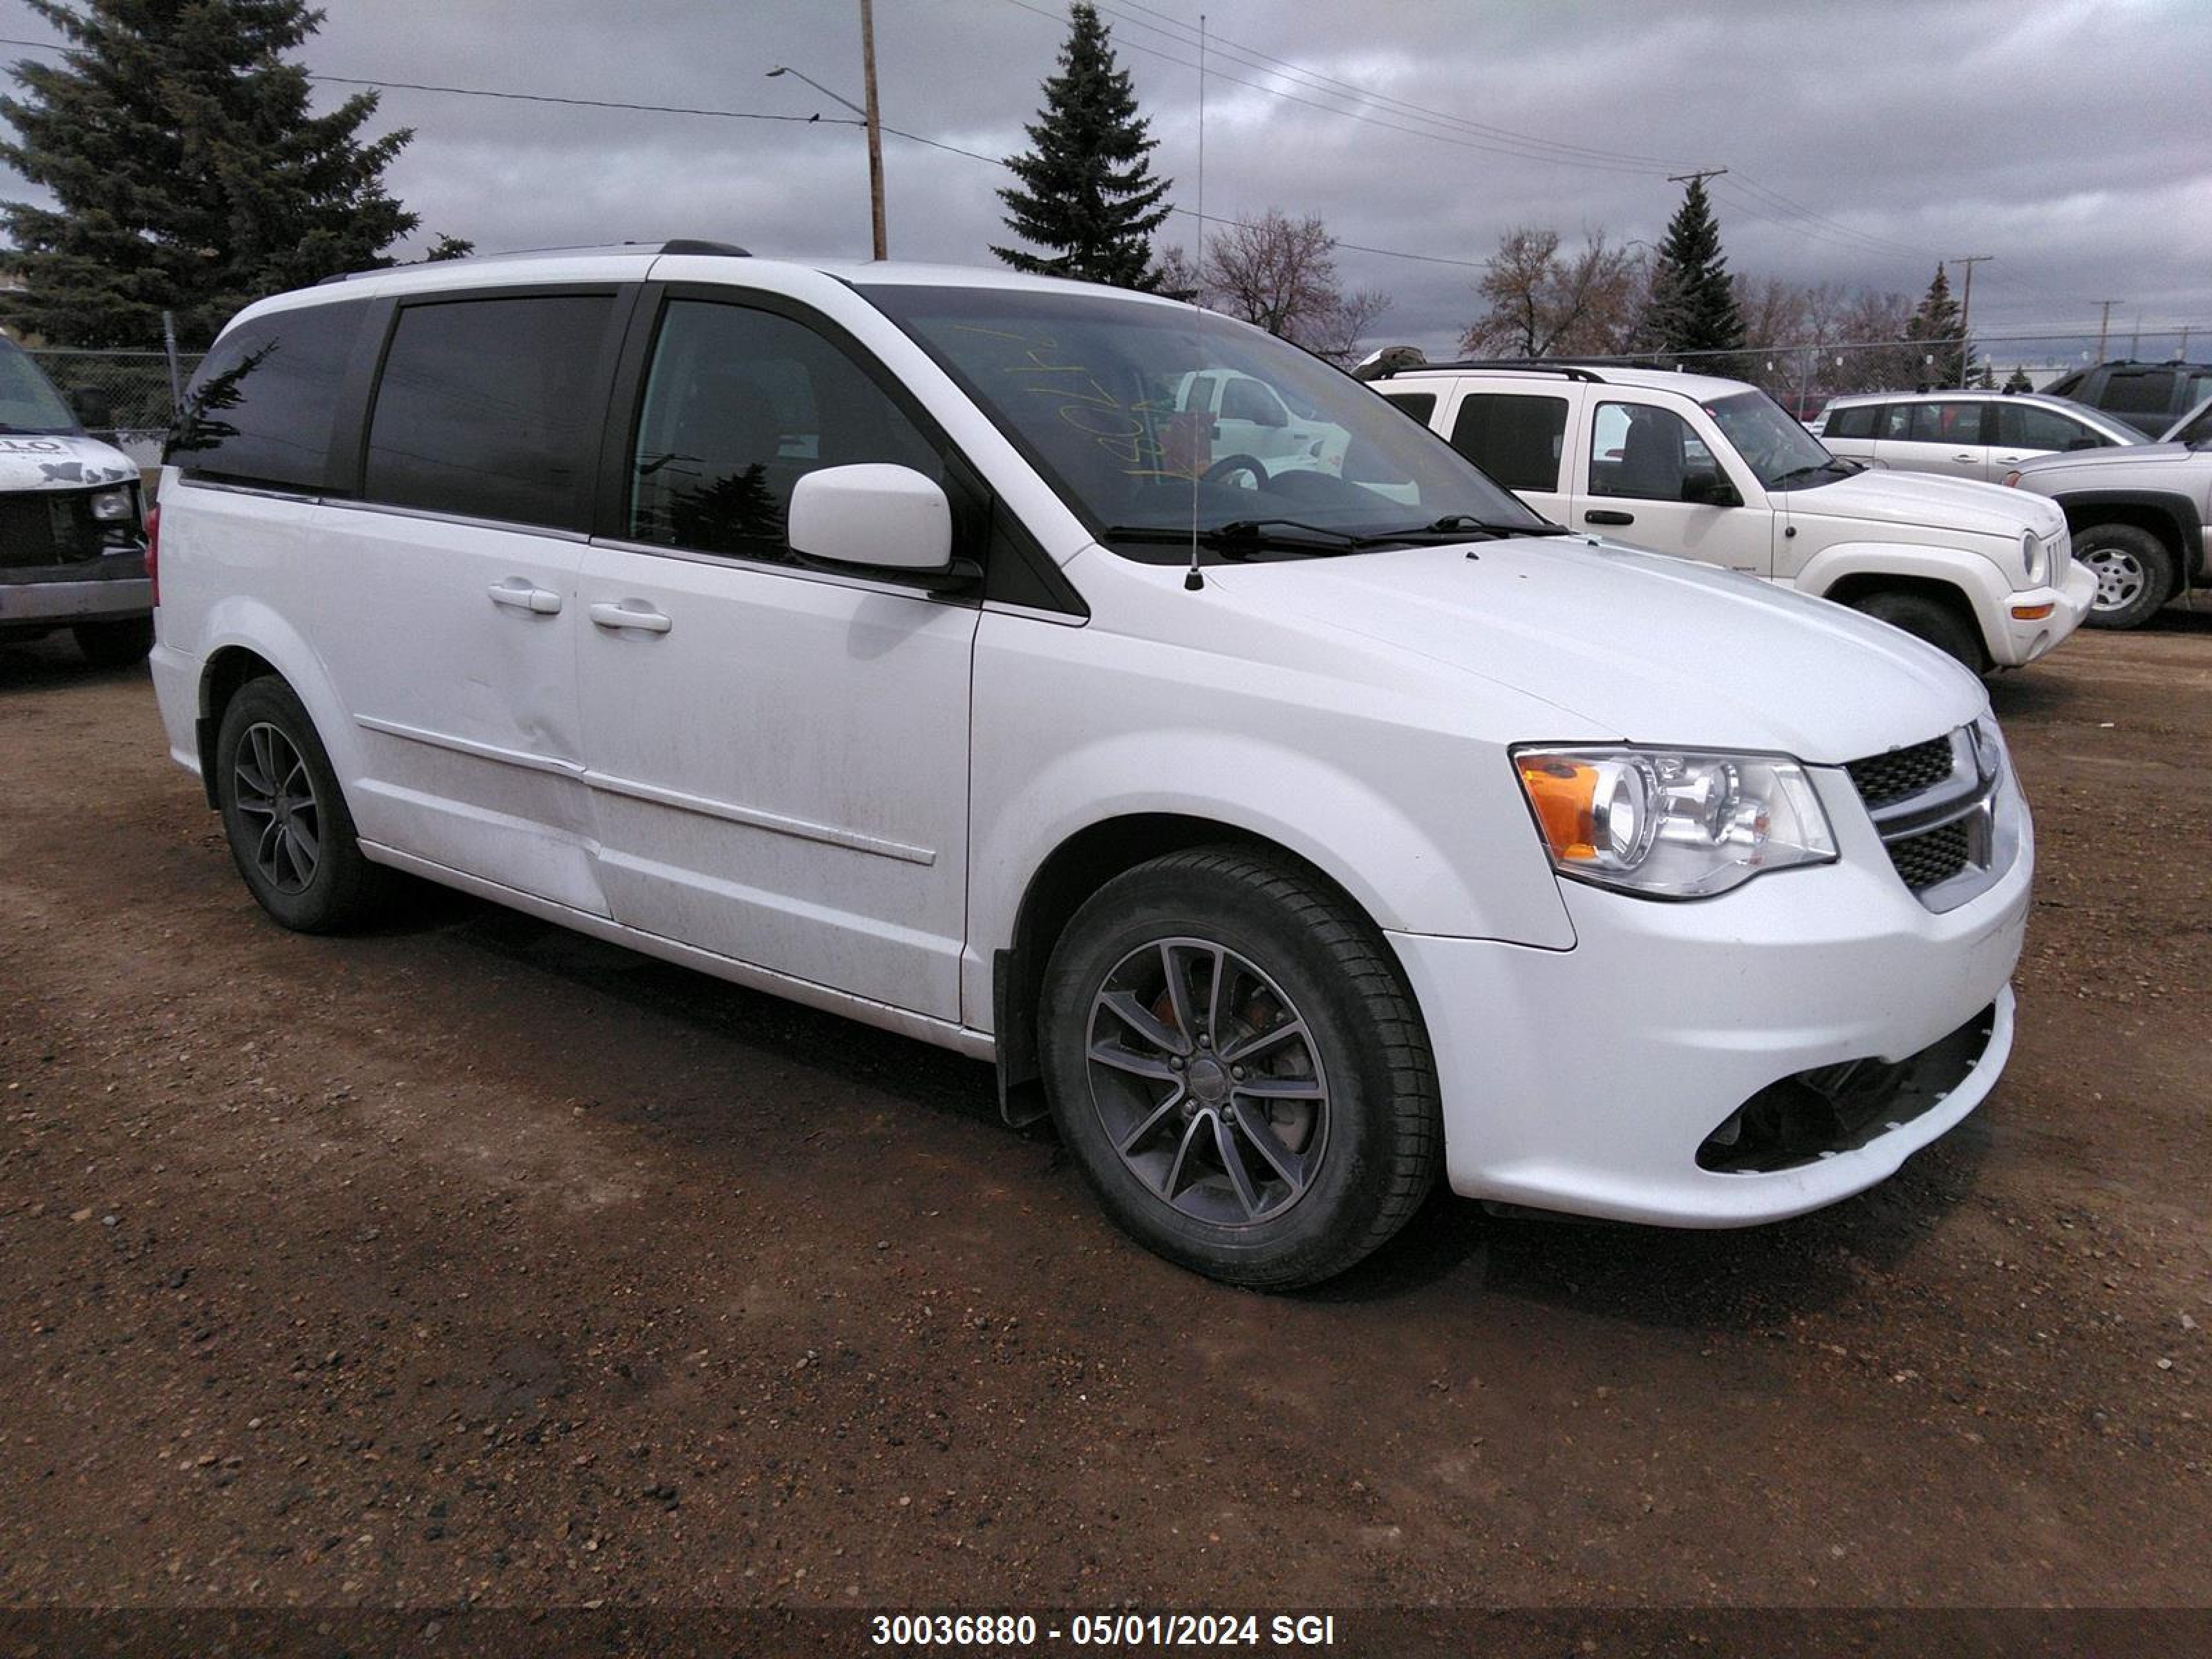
[146,502,160,606]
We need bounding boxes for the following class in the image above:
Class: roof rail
[315,237,751,285]
[1377,357,1609,383]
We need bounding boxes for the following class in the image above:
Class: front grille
[1846,735,1955,808]
[0,490,107,569]
[1886,819,1972,890]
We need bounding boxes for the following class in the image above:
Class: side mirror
[787,464,953,574]
[72,387,113,429]
[1682,473,1741,507]
[2065,436,2101,451]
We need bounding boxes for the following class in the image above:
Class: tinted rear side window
[2104,370,2175,415]
[364,294,614,529]
[1450,393,1569,491]
[1826,404,1879,440]
[169,301,369,490]
[1379,391,1436,424]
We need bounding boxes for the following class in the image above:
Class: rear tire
[2075,524,2173,630]
[215,677,393,932]
[73,616,153,668]
[1038,847,1440,1289]
[1850,590,1986,672]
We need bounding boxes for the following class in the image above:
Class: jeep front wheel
[2076,524,2173,630]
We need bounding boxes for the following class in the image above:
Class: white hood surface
[1783,467,2064,541]
[1206,536,1987,766]
[0,433,140,494]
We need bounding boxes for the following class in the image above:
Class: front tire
[73,616,153,668]
[2076,524,2173,630]
[215,677,392,932]
[1850,590,1987,672]
[1038,847,1440,1288]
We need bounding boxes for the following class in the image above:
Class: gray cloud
[3,0,2205,359]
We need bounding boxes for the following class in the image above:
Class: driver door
[1572,399,1772,577]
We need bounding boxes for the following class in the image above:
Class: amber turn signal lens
[1516,756,1600,862]
[2009,602,2054,620]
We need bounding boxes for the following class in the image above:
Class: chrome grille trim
[1848,725,2011,912]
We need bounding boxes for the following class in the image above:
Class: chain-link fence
[25,345,204,467]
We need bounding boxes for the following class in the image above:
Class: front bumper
[0,562,150,628]
[1391,765,2031,1227]
[1987,563,2095,666]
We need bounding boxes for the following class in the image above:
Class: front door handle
[1584,509,1635,526]
[1952,452,1978,462]
[588,600,673,635]
[489,578,562,615]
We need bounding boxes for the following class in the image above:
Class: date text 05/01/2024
[870,1611,1339,1648]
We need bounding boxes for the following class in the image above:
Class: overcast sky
[2,0,2206,360]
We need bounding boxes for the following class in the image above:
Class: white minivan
[150,245,2032,1286]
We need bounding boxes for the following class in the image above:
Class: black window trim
[594,280,1085,617]
[347,281,641,536]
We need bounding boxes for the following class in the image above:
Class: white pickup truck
[1367,357,2095,671]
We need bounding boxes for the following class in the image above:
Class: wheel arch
[1817,570,1987,666]
[989,813,1412,1127]
[194,646,281,807]
[2056,492,2202,596]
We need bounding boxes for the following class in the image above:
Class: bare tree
[1183,209,1389,364]
[1459,227,1644,359]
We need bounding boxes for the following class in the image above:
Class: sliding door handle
[588,600,673,634]
[1584,509,1635,526]
[489,579,562,615]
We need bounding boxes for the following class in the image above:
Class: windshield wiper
[1768,461,1848,489]
[1099,518,1367,556]
[1395,514,1573,539]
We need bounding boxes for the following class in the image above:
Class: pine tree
[1,1,437,348]
[1904,264,1968,389]
[2003,364,2034,394]
[1974,359,1997,390]
[993,2,1172,289]
[1634,176,1745,366]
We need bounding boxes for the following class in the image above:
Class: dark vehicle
[2042,359,2212,439]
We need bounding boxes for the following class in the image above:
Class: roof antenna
[1184,11,1207,592]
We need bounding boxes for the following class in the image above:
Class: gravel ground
[1,615,2208,1622]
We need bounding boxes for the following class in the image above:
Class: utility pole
[1666,167,1729,189]
[2095,299,2121,361]
[1947,254,1992,387]
[859,0,887,261]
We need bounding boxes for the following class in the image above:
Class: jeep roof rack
[1372,357,1609,384]
[316,238,751,285]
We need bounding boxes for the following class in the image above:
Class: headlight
[89,486,135,523]
[2021,529,2047,586]
[1513,747,1838,899]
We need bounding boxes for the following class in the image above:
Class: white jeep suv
[149,246,2034,1286]
[1369,359,2094,671]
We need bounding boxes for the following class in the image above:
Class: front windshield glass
[858,285,1550,560]
[0,341,83,435]
[1701,388,1839,489]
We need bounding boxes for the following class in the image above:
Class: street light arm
[764,65,869,121]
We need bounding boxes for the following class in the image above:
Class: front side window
[856,284,1547,564]
[627,300,941,564]
[363,295,612,528]
[1589,402,1723,500]
[1998,403,2104,451]
[170,300,370,490]
[1450,393,1568,491]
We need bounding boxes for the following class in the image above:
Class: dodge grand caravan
[149,244,2032,1286]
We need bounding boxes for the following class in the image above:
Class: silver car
[1811,391,2140,483]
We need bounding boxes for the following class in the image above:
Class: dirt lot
[1,615,2209,1622]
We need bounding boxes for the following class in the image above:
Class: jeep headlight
[1514,747,1837,899]
[2021,529,2047,586]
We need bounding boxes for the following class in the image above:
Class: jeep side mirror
[1683,474,1741,508]
[73,387,113,429]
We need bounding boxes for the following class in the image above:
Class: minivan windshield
[0,339,84,435]
[859,285,1554,561]
[1700,388,1844,490]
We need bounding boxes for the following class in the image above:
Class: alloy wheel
[1085,937,1330,1228]
[2083,545,2146,613]
[232,722,321,894]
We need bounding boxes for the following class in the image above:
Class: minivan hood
[1204,536,1985,765]
[1785,467,2061,540]
[0,433,140,493]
